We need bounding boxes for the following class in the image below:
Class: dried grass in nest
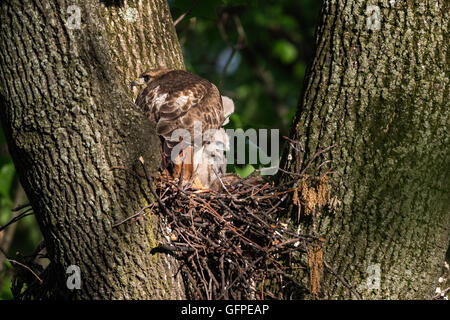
[145,168,324,300]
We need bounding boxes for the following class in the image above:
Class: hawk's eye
[139,74,151,83]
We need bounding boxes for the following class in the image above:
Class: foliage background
[0,0,323,299]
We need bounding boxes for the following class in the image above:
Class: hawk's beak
[130,77,146,89]
[130,79,138,89]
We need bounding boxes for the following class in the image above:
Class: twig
[112,204,155,227]
[217,13,247,86]
[0,209,34,232]
[300,144,336,175]
[12,203,31,212]
[0,246,43,284]
[212,168,233,197]
[178,151,186,190]
[110,165,144,178]
[433,286,450,299]
[324,260,361,300]
[139,156,170,216]
[173,0,200,27]
[221,47,236,79]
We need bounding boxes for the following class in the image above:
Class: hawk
[133,68,234,189]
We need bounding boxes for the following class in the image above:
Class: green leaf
[0,162,15,199]
[229,114,243,129]
[236,85,251,99]
[272,40,298,64]
[0,273,13,300]
[234,164,255,178]
[0,203,12,225]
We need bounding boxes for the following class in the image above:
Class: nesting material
[148,172,323,300]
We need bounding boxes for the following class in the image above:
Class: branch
[113,204,155,228]
[0,246,43,284]
[324,260,361,300]
[0,208,33,233]
[173,0,201,27]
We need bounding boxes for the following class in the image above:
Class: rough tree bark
[0,0,186,299]
[282,0,449,299]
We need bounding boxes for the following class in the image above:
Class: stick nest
[149,173,323,300]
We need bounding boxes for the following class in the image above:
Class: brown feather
[135,69,225,169]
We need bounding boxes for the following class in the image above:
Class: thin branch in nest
[282,135,303,153]
[277,167,304,178]
[300,144,336,176]
[112,203,155,228]
[152,244,195,253]
[213,168,233,197]
[178,151,186,190]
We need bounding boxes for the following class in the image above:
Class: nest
[6,139,346,299]
[133,157,325,299]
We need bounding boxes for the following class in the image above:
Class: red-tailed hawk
[133,69,234,189]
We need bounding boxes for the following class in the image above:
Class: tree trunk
[282,0,449,299]
[0,0,186,299]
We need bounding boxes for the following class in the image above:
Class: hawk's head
[139,68,172,83]
[193,128,230,189]
[131,68,172,88]
[221,96,235,126]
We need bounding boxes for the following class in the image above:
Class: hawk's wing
[135,70,224,158]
